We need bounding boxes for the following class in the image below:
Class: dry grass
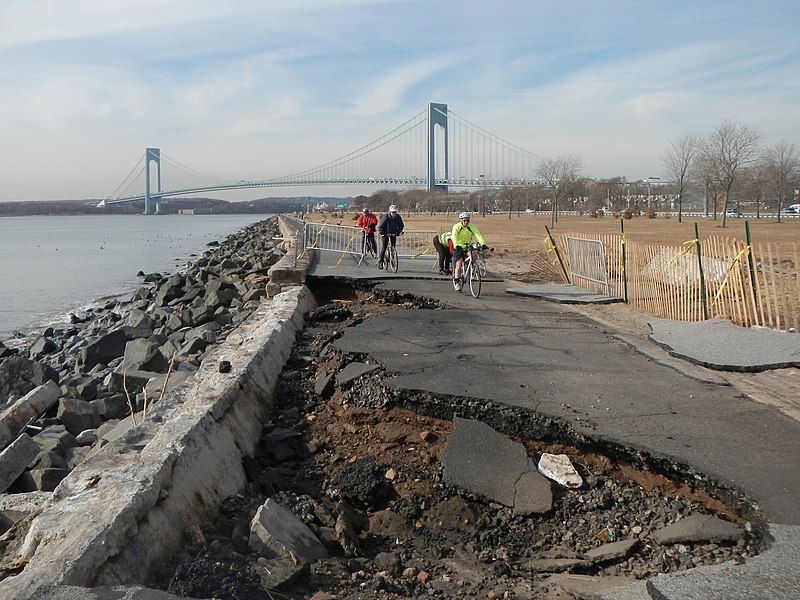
[315,211,800,282]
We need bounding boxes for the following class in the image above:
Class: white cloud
[2,1,800,199]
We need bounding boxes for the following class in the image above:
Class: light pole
[647,177,660,208]
[478,174,486,217]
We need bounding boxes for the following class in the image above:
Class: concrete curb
[0,286,316,599]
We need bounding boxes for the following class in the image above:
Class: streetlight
[647,177,661,208]
[478,174,486,216]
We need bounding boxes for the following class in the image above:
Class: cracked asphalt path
[331,278,800,525]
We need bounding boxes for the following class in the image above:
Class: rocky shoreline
[0,217,286,504]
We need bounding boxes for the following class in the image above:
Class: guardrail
[297,220,438,259]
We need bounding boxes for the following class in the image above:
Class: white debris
[537,453,583,488]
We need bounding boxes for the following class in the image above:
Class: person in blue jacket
[377,204,404,269]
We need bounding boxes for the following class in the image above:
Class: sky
[2,0,799,202]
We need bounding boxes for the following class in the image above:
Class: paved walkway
[309,248,800,600]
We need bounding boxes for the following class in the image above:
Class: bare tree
[761,141,800,223]
[663,134,698,223]
[536,154,583,228]
[692,151,720,218]
[370,190,401,214]
[496,184,526,219]
[737,165,769,218]
[699,121,761,227]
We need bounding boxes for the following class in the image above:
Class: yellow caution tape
[299,225,326,258]
[709,245,751,309]
[412,242,435,259]
[330,230,361,268]
[661,238,699,273]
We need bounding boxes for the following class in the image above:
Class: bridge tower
[144,147,162,215]
[428,103,448,192]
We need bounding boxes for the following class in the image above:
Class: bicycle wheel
[388,242,399,272]
[468,260,482,297]
[475,252,487,277]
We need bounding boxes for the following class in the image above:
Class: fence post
[695,222,708,320]
[620,220,628,303]
[544,226,570,283]
[744,220,759,323]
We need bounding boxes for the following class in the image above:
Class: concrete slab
[506,283,622,304]
[335,362,381,387]
[649,318,800,372]
[249,498,328,563]
[546,574,647,600]
[441,417,552,515]
[646,524,800,600]
[651,513,743,545]
[614,334,730,385]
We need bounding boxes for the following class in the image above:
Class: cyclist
[433,231,453,274]
[377,204,404,269]
[451,211,487,290]
[357,207,378,255]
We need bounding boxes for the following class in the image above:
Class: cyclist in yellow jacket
[451,212,487,290]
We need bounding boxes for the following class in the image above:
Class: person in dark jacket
[433,231,452,274]
[377,204,404,269]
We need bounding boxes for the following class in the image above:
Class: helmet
[388,205,398,213]
[458,211,471,219]
[362,207,369,213]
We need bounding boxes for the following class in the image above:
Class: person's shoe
[439,269,446,274]
[378,261,384,270]
[444,268,451,275]
[453,278,462,291]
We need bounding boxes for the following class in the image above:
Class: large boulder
[57,397,102,436]
[118,309,156,340]
[120,339,169,373]
[29,336,57,357]
[0,381,62,451]
[0,356,59,400]
[0,434,40,493]
[78,330,128,371]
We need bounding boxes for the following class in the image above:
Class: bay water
[0,214,271,341]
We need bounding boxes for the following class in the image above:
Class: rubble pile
[154,289,763,600]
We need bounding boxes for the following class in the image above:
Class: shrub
[644,207,657,219]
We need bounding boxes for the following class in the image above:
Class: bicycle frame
[453,244,482,297]
[381,233,399,272]
[357,229,376,267]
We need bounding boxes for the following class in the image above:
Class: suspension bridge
[101,103,543,214]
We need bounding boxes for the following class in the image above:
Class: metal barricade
[300,220,437,259]
[566,237,610,295]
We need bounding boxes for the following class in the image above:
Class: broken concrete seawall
[0,216,316,599]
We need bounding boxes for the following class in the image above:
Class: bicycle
[472,246,488,277]
[453,243,484,297]
[379,233,399,273]
[357,228,377,267]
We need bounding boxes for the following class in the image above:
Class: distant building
[177,208,195,215]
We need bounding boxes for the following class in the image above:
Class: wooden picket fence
[543,231,800,333]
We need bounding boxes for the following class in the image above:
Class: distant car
[525,208,534,213]
[725,208,739,217]
[780,205,799,215]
